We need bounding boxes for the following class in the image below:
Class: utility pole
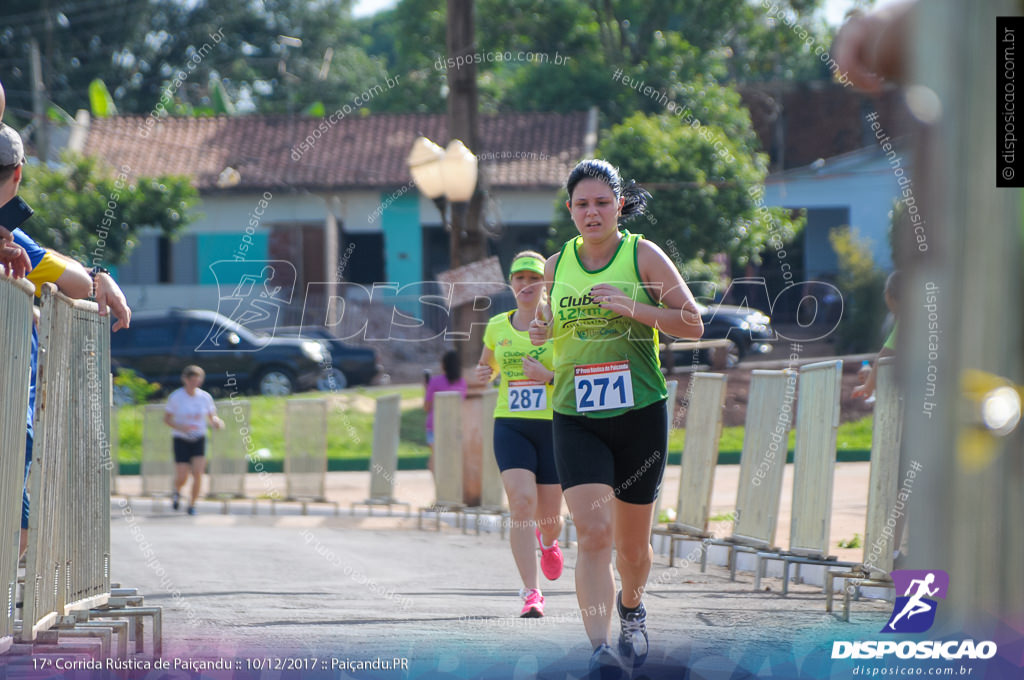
[30,40,48,162]
[445,0,488,362]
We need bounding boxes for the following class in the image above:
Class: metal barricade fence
[64,294,113,613]
[21,287,77,639]
[141,404,174,498]
[432,392,464,507]
[417,391,466,530]
[0,277,35,653]
[272,399,337,514]
[351,393,411,516]
[368,394,401,502]
[477,389,504,510]
[207,400,249,503]
[109,403,120,495]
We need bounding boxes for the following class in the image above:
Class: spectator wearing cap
[0,122,133,556]
[0,76,30,277]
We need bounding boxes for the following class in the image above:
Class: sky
[352,0,904,24]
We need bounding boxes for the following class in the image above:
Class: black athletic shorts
[552,400,667,505]
[493,418,559,485]
[173,437,206,464]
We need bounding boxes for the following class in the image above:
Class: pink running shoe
[520,588,544,618]
[536,528,564,580]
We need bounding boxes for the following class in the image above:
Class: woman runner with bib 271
[530,160,703,677]
[475,251,564,618]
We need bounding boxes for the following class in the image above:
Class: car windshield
[205,315,256,339]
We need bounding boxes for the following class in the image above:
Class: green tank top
[483,310,554,420]
[550,231,667,418]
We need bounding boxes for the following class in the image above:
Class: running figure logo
[882,570,949,634]
[205,260,297,351]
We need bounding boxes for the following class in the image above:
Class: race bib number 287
[508,380,547,412]
[573,361,634,413]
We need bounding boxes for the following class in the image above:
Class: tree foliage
[2,0,831,280]
[2,0,834,119]
[18,153,198,266]
[830,226,887,354]
[0,0,152,123]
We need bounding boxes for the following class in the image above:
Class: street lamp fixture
[439,139,477,202]
[408,136,446,213]
[407,136,478,231]
[407,135,483,360]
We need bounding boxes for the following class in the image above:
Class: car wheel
[317,368,348,392]
[711,339,743,370]
[258,368,295,396]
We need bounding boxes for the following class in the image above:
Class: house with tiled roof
[72,110,596,321]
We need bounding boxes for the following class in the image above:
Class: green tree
[358,0,830,117]
[18,152,198,266]
[0,0,152,123]
[135,0,393,115]
[0,0,393,118]
[830,226,887,354]
[0,0,837,120]
[355,0,448,113]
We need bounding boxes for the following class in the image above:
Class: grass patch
[115,385,431,463]
[114,387,876,468]
[669,415,874,463]
[838,534,863,549]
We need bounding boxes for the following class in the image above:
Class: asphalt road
[106,501,894,679]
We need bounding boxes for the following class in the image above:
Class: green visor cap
[509,256,545,277]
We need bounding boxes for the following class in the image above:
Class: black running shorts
[552,400,668,505]
[493,418,559,485]
[173,437,206,464]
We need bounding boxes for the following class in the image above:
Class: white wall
[416,188,558,227]
[764,157,906,272]
[190,193,332,232]
[121,284,221,314]
[188,187,558,233]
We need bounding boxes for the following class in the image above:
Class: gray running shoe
[616,591,649,666]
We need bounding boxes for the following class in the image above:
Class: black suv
[110,309,328,396]
[275,326,379,390]
[661,304,775,369]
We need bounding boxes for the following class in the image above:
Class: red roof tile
[81,112,590,192]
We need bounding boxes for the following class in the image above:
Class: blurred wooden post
[369,394,401,500]
[478,389,505,509]
[905,0,1023,628]
[433,392,464,506]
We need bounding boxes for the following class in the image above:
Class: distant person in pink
[424,350,467,473]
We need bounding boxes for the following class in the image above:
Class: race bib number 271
[573,361,634,413]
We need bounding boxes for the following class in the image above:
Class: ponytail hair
[441,349,461,382]
[619,179,651,222]
[566,158,650,224]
